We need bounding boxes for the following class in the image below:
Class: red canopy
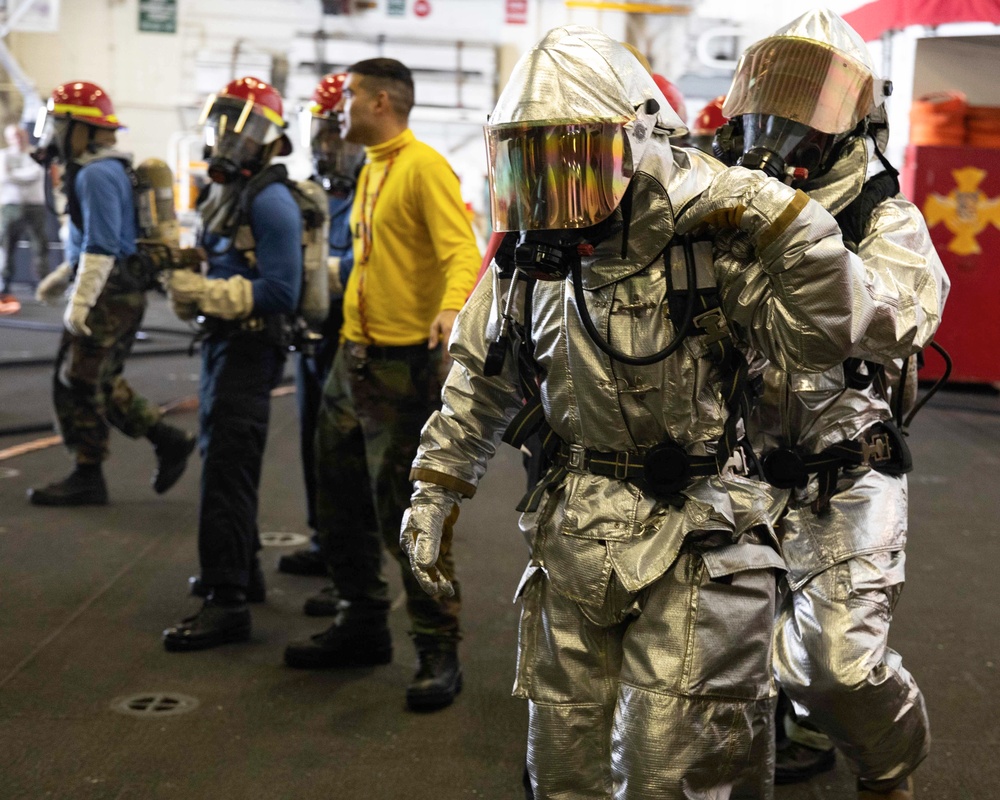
[844,0,1000,41]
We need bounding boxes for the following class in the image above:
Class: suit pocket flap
[701,543,785,579]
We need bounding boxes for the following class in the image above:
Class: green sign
[387,0,406,15]
[139,0,177,34]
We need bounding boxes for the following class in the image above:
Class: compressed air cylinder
[135,158,180,247]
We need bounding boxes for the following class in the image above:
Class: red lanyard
[357,152,398,266]
[356,151,399,342]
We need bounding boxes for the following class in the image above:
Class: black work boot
[283,600,391,668]
[28,463,109,506]
[163,587,251,652]
[406,636,462,712]
[148,422,196,494]
[775,739,837,784]
[303,584,341,616]
[277,546,327,576]
[775,694,837,785]
[189,560,266,603]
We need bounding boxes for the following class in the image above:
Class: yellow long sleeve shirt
[342,128,481,346]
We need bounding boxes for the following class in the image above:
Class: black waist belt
[761,420,912,497]
[200,314,291,346]
[344,340,428,361]
[202,316,268,335]
[553,440,740,500]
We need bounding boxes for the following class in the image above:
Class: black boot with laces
[28,463,108,506]
[407,636,462,712]
[163,586,251,652]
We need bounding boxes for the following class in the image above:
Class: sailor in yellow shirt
[284,57,480,714]
[342,127,478,346]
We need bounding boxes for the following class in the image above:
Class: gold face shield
[723,36,875,136]
[485,119,633,232]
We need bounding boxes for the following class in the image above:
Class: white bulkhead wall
[8,0,883,234]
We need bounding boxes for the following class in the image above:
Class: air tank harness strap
[761,420,912,515]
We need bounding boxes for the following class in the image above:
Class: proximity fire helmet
[485,25,686,236]
[722,8,892,181]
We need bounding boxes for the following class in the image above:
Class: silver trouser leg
[515,543,779,800]
[516,568,621,799]
[775,550,930,789]
[616,547,778,800]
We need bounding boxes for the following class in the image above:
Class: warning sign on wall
[506,0,528,24]
[139,0,176,33]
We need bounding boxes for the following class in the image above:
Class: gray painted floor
[1,289,997,799]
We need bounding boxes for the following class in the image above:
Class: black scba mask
[310,117,364,194]
[204,139,263,184]
[742,114,836,181]
[512,211,621,282]
[714,115,836,184]
[514,230,593,282]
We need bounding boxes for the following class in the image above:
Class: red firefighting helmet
[200,76,291,159]
[301,72,364,192]
[48,81,122,129]
[32,81,123,163]
[693,96,728,136]
[35,81,123,136]
[652,74,687,124]
[311,72,348,118]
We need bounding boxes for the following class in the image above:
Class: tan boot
[858,776,914,799]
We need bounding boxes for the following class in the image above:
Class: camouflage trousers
[53,288,161,465]
[314,341,461,642]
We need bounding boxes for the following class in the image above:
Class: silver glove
[400,481,462,597]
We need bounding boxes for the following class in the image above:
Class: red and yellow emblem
[923,166,1000,255]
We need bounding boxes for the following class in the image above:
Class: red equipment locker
[902,144,1000,383]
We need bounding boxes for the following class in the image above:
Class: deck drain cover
[112,693,199,717]
[260,531,310,548]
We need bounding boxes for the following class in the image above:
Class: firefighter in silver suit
[399,26,896,799]
[714,11,949,799]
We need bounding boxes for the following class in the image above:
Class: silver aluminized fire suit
[405,135,902,797]
[753,135,949,790]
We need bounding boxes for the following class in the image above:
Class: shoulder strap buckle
[693,307,729,344]
[860,431,891,466]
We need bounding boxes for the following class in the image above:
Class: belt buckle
[567,444,585,471]
[346,342,369,375]
[861,432,891,466]
[722,447,746,476]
